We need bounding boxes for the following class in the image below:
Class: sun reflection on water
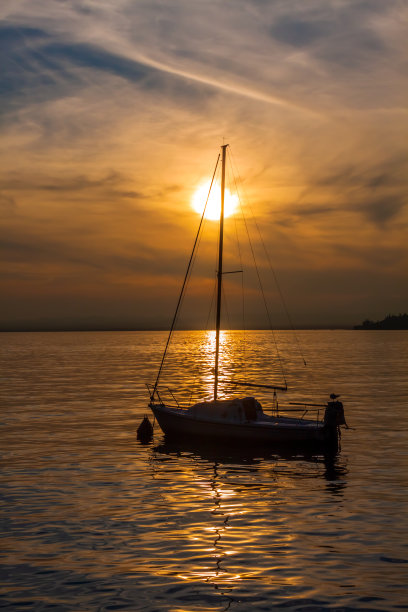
[158,329,290,410]
[147,435,319,603]
[193,330,251,401]
[4,331,408,611]
[152,457,293,592]
[178,468,244,586]
[159,330,249,404]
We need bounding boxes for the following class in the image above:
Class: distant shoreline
[354,313,408,330]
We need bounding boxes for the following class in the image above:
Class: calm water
[1,330,408,611]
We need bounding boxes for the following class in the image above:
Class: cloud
[358,195,407,225]
[0,169,146,201]
[0,189,16,206]
[0,0,407,328]
[0,21,320,119]
[269,5,386,65]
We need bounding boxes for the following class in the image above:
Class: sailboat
[148,145,347,450]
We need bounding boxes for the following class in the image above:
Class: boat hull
[150,403,337,448]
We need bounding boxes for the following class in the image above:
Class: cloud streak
[0,0,407,329]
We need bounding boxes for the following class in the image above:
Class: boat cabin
[187,396,263,423]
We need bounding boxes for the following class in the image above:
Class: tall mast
[214,144,228,400]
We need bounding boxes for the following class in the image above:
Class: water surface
[1,330,408,610]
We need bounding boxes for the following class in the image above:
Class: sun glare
[192,181,239,221]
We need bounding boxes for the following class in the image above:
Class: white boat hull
[150,403,336,447]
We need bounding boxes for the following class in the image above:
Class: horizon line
[1,325,355,333]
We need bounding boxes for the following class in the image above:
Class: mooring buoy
[137,415,154,442]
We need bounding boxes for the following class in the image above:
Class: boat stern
[322,395,347,449]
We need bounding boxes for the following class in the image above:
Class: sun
[192,180,239,221]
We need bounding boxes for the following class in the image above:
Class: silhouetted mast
[214,144,228,400]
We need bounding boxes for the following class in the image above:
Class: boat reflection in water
[153,438,348,487]
[150,439,348,602]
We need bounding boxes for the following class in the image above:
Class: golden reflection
[192,180,238,220]
[176,463,246,587]
[147,445,321,597]
[159,328,250,406]
[198,330,235,399]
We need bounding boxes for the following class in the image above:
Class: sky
[1,0,407,330]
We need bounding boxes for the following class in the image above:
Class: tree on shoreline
[354,313,408,330]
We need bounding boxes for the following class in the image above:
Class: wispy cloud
[1,0,407,328]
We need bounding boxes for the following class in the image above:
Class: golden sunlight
[192,181,239,221]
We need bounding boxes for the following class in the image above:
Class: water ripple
[1,331,408,610]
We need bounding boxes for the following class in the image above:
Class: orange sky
[1,1,407,329]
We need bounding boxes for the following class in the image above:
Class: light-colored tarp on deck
[187,397,262,423]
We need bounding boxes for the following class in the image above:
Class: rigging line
[161,161,220,389]
[220,155,235,336]
[254,218,307,367]
[221,274,233,333]
[175,176,210,332]
[212,278,234,395]
[177,161,220,326]
[191,161,224,401]
[229,152,287,387]
[157,188,208,387]
[224,160,246,385]
[240,266,246,378]
[190,275,217,403]
[229,149,308,369]
[177,157,223,314]
[162,162,221,401]
[220,272,248,391]
[231,169,246,380]
[151,153,220,399]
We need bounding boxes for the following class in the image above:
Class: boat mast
[214,144,228,400]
